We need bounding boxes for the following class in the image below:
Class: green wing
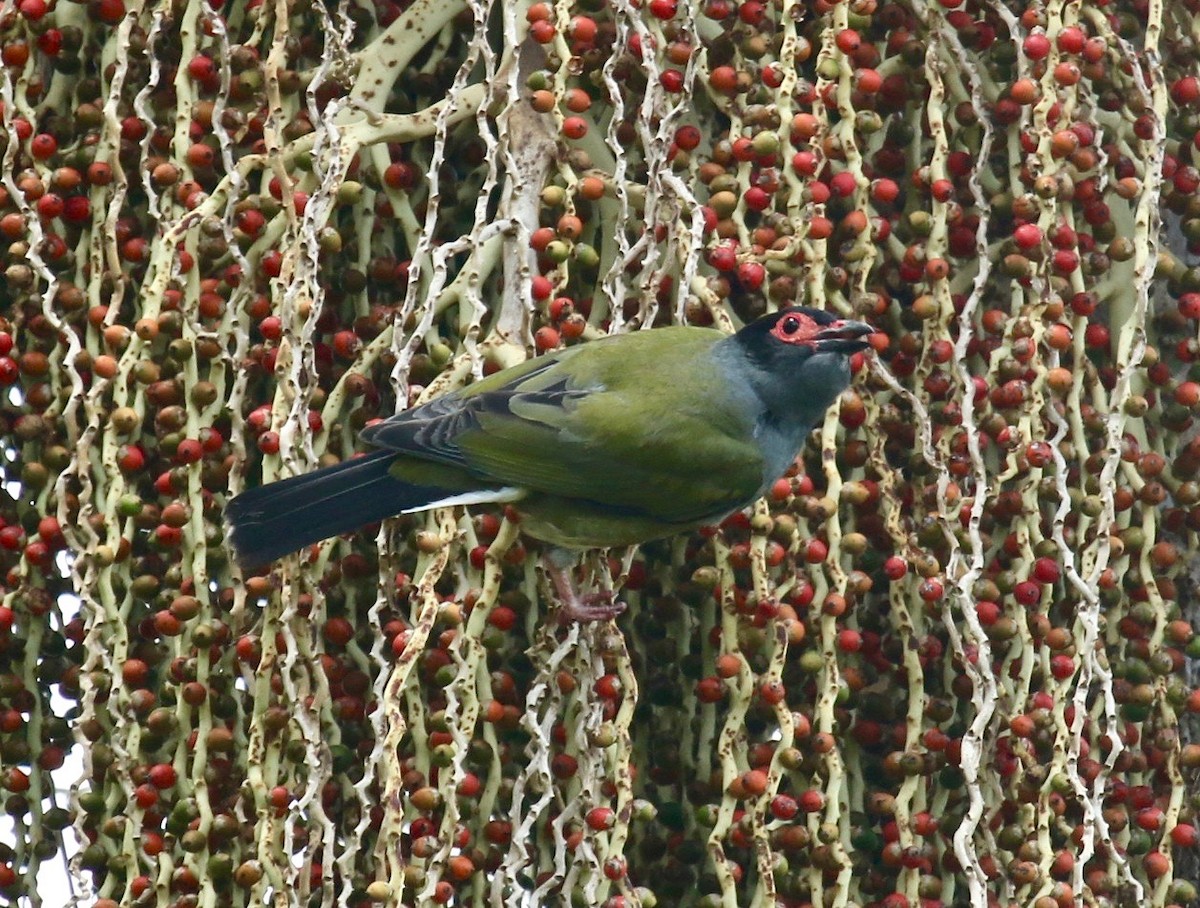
[359,328,766,524]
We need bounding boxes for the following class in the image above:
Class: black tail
[225,450,453,568]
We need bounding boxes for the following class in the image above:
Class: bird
[225,306,874,622]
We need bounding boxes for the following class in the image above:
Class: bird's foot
[556,589,626,625]
[543,556,626,624]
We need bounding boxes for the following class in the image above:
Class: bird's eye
[781,316,801,335]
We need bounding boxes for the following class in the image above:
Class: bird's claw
[557,589,626,625]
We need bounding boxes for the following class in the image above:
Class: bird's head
[735,305,874,363]
[730,306,875,421]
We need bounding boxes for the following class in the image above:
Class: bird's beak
[813,319,876,353]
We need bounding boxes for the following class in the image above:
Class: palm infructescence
[0,1,1196,907]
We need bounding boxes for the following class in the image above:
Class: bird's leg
[542,548,626,624]
[547,566,626,623]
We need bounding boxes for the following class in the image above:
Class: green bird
[225,306,873,621]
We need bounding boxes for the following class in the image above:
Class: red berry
[1023,32,1051,59]
[797,789,824,812]
[36,517,62,546]
[594,674,622,700]
[758,680,785,705]
[55,195,88,224]
[830,171,857,198]
[675,125,701,151]
[1056,26,1085,54]
[930,179,954,202]
[738,0,764,24]
[1084,323,1110,351]
[1171,292,1200,321]
[236,208,265,236]
[236,636,261,665]
[708,65,738,95]
[870,178,899,203]
[659,70,685,93]
[743,186,770,211]
[24,540,50,568]
[1031,557,1061,584]
[118,444,145,473]
[707,243,737,272]
[30,134,57,159]
[133,782,158,808]
[1053,59,1080,83]
[883,556,908,580]
[383,162,417,189]
[94,0,125,23]
[260,249,283,278]
[837,629,863,652]
[488,606,516,631]
[1056,248,1084,272]
[1174,382,1200,407]
[835,29,861,54]
[1171,76,1200,106]
[257,431,280,455]
[854,68,882,94]
[737,261,765,290]
[1013,580,1041,607]
[2,766,30,794]
[1009,714,1034,737]
[1025,440,1054,467]
[322,617,354,646]
[738,769,769,797]
[1136,807,1164,831]
[695,676,725,703]
[258,316,282,341]
[561,117,588,140]
[792,151,818,176]
[912,812,938,836]
[551,753,578,779]
[148,763,177,789]
[1012,223,1042,249]
[1050,654,1075,680]
[804,539,828,563]
[724,141,753,166]
[918,578,943,602]
[36,193,63,220]
[1170,823,1198,847]
[567,15,596,43]
[770,795,798,820]
[174,438,203,464]
[586,807,615,831]
[528,19,554,43]
[187,55,216,82]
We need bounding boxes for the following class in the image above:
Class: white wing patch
[400,487,526,514]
